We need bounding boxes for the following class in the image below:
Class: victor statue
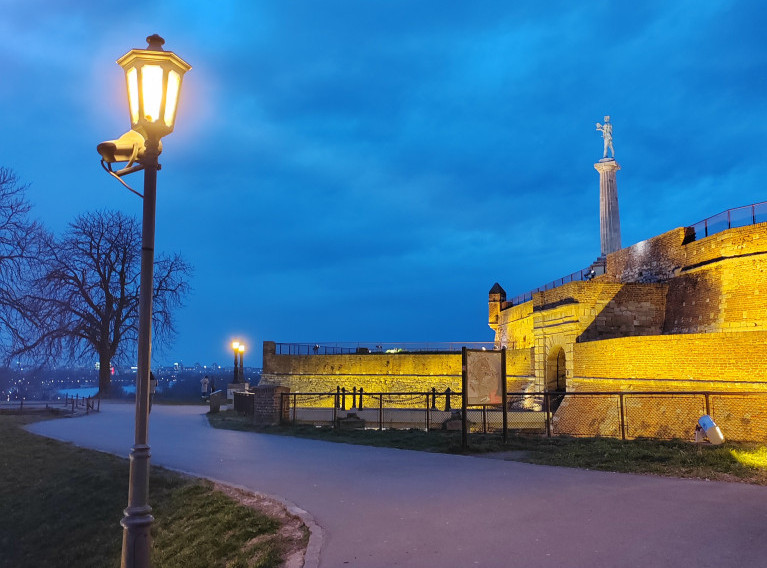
[596,115,615,159]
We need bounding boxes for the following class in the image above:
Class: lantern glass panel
[141,65,164,123]
[126,67,139,125]
[164,70,181,127]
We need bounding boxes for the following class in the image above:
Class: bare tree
[20,210,192,394]
[0,167,43,353]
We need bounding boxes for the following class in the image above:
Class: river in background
[56,387,100,398]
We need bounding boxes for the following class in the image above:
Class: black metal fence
[690,201,767,240]
[278,389,767,442]
[507,267,598,306]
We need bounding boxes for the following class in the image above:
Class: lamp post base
[120,443,154,568]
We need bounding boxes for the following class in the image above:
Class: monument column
[594,158,621,256]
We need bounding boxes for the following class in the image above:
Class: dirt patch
[214,483,310,568]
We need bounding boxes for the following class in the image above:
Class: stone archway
[545,346,567,411]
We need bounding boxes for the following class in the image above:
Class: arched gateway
[545,347,567,411]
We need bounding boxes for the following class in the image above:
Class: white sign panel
[466,350,503,405]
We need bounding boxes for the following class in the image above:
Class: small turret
[489,282,506,328]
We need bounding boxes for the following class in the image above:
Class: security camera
[97,130,146,164]
[96,130,161,165]
[97,130,163,195]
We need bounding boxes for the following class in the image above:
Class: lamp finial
[146,34,165,51]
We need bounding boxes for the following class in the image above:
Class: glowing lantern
[117,34,191,141]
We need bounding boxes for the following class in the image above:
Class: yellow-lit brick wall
[261,342,535,404]
[663,223,767,333]
[573,332,767,391]
[496,302,534,349]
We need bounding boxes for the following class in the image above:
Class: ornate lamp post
[232,341,240,383]
[98,34,190,568]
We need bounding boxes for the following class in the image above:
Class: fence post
[461,347,468,450]
[379,394,383,431]
[544,392,551,438]
[619,393,626,440]
[445,388,451,411]
[753,204,756,225]
[352,387,357,409]
[359,387,364,410]
[705,393,711,416]
[426,394,431,432]
[292,393,297,426]
[501,347,507,444]
[19,399,23,415]
[341,387,346,411]
[482,405,487,434]
[431,387,437,410]
[332,388,338,428]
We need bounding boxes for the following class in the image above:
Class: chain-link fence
[277,389,767,442]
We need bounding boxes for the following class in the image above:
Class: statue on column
[596,115,615,159]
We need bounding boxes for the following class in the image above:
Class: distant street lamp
[232,341,240,383]
[239,343,245,382]
[97,34,190,568]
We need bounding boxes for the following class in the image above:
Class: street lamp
[98,34,190,568]
[232,341,240,383]
[238,343,245,382]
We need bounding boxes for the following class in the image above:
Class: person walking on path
[201,375,210,399]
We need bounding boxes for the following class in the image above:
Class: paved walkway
[28,403,767,568]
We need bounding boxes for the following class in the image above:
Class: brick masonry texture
[261,342,535,402]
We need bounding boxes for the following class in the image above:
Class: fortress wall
[574,283,667,341]
[664,223,767,333]
[605,227,689,283]
[683,221,767,267]
[572,331,767,391]
[496,302,534,349]
[262,342,535,402]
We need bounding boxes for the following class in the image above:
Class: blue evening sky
[1,1,765,367]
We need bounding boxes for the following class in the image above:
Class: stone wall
[261,342,535,401]
[252,385,290,425]
[605,227,690,283]
[572,332,767,391]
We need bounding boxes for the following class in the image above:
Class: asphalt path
[27,403,767,568]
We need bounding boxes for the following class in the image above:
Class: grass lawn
[208,410,767,484]
[0,413,307,568]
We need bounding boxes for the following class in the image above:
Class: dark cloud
[1,0,764,365]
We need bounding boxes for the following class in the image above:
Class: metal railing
[690,201,767,240]
[274,342,495,355]
[276,389,767,442]
[0,393,100,415]
[507,267,595,306]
